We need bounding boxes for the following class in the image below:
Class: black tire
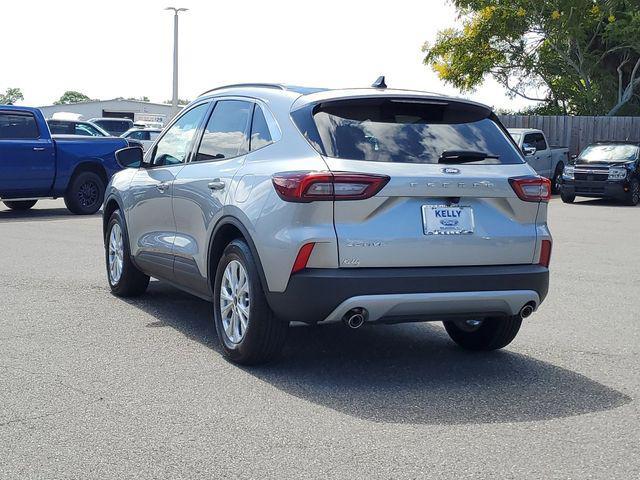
[3,200,37,211]
[105,209,149,297]
[560,191,575,203]
[64,171,105,215]
[551,163,564,194]
[213,239,288,365]
[625,178,640,206]
[444,315,522,351]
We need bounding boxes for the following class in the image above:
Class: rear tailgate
[324,158,540,267]
[291,95,544,269]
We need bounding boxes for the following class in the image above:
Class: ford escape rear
[103,83,551,364]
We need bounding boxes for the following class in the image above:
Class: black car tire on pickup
[560,191,575,203]
[551,163,564,194]
[443,315,522,350]
[64,171,105,215]
[625,178,640,206]
[3,200,37,211]
[105,209,150,297]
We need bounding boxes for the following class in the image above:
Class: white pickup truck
[508,128,569,193]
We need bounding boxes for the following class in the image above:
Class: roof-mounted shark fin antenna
[371,76,387,89]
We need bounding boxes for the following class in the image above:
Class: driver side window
[151,103,208,166]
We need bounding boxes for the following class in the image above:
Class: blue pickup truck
[0,105,130,214]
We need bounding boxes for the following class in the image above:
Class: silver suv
[103,83,552,364]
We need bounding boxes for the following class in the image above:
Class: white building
[38,99,180,126]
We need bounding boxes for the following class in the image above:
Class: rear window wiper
[439,150,499,164]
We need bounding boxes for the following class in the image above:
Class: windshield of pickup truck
[293,98,524,165]
[510,133,522,144]
[579,144,639,162]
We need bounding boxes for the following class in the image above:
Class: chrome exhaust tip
[520,304,535,319]
[343,308,367,329]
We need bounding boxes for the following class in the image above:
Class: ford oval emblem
[442,167,461,174]
[440,219,459,226]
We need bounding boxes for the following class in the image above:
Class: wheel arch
[69,161,109,190]
[102,195,124,242]
[206,216,270,300]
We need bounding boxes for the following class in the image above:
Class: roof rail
[198,83,286,97]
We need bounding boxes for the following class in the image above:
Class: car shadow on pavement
[0,208,93,223]
[569,198,634,207]
[128,281,631,426]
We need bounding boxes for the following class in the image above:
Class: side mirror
[522,144,537,156]
[115,146,144,169]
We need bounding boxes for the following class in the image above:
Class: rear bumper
[266,264,549,324]
[562,179,628,198]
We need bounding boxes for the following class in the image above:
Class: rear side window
[250,105,273,150]
[0,112,39,139]
[292,98,523,165]
[194,100,251,162]
[524,133,547,151]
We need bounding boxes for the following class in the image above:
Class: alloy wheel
[108,223,124,284]
[220,260,250,344]
[78,180,99,208]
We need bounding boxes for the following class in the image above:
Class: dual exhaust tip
[520,303,535,319]
[342,303,535,329]
[343,308,367,329]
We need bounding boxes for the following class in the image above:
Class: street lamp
[165,7,189,114]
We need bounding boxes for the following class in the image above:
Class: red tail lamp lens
[272,171,389,202]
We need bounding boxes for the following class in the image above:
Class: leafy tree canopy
[0,87,24,105]
[54,90,93,105]
[423,0,640,115]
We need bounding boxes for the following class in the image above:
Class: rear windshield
[292,98,523,165]
[95,120,132,132]
[579,144,639,162]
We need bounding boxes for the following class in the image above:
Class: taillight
[272,171,389,202]
[291,242,315,273]
[509,176,552,202]
[539,239,552,267]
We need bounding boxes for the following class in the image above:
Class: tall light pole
[165,7,188,115]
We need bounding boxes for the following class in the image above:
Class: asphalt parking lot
[1,198,638,479]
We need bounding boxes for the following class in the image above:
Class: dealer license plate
[422,205,474,235]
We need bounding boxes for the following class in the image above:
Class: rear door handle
[156,182,169,193]
[33,147,46,151]
[208,180,226,190]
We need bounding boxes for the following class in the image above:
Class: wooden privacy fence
[498,115,640,155]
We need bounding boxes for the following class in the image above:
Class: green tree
[423,0,640,116]
[0,87,24,105]
[54,90,92,105]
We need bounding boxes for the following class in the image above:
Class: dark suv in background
[561,142,640,206]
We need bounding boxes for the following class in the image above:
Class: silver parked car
[103,82,552,364]
[120,127,162,152]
